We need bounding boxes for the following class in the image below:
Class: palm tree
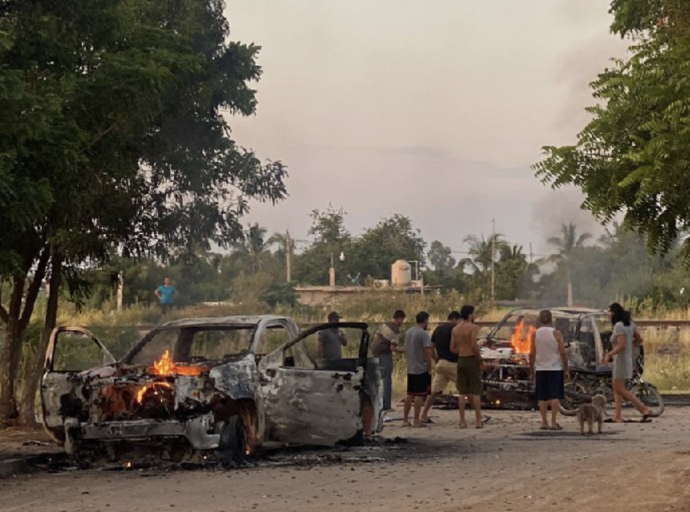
[232,223,272,274]
[546,223,591,307]
[267,231,295,281]
[460,234,508,299]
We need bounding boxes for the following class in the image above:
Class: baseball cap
[327,311,341,322]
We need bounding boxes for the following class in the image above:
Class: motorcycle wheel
[559,380,589,416]
[630,383,665,417]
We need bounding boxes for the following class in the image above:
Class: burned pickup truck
[40,316,383,464]
[478,307,609,409]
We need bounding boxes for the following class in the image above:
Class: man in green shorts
[450,305,487,429]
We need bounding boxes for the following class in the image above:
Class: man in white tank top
[529,310,570,430]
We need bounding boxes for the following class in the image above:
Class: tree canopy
[534,0,690,261]
[0,0,287,422]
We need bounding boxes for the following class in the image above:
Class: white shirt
[534,327,563,371]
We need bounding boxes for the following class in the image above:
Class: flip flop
[641,415,653,423]
[539,424,550,430]
[402,422,412,428]
[459,422,468,429]
[412,423,428,428]
[550,424,563,431]
[482,416,491,425]
[421,418,435,424]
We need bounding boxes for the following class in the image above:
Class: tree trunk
[0,276,27,422]
[19,254,61,426]
[566,264,573,307]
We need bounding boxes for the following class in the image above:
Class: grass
[641,328,690,393]
[25,294,690,395]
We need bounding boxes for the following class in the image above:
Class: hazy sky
[225,1,628,260]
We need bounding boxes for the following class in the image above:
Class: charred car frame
[40,316,384,464]
[478,307,611,409]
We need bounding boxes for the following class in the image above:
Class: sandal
[539,424,550,430]
[550,423,563,431]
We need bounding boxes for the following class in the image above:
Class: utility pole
[491,218,496,302]
[329,252,336,287]
[285,230,292,282]
[116,271,123,311]
[529,242,533,264]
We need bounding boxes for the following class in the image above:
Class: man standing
[529,310,569,430]
[154,276,179,315]
[402,311,434,428]
[371,310,406,411]
[451,305,487,429]
[420,311,462,423]
[317,311,348,359]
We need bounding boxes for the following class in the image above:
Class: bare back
[451,321,480,357]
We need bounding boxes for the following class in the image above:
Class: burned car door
[41,326,116,443]
[258,322,373,446]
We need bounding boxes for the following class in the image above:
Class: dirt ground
[1,407,689,512]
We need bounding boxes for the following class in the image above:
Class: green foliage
[609,0,665,37]
[535,2,690,262]
[352,214,426,281]
[261,282,298,308]
[427,241,456,272]
[294,210,426,286]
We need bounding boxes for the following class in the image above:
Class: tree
[353,214,426,281]
[293,206,353,285]
[534,0,690,262]
[495,244,530,301]
[428,241,456,272]
[459,234,508,300]
[545,223,592,307]
[0,0,287,423]
[232,223,278,274]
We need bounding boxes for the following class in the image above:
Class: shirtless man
[450,305,486,429]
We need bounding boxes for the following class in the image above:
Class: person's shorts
[407,372,431,397]
[535,370,565,401]
[457,356,482,395]
[431,359,458,394]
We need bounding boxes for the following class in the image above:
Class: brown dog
[577,394,607,435]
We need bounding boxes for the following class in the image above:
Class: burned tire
[630,383,665,417]
[217,416,247,467]
[559,380,589,416]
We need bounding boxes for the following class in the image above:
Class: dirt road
[2,408,689,512]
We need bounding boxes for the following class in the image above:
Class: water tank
[391,260,412,287]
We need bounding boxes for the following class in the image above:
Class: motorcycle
[559,363,664,417]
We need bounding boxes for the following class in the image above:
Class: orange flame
[510,320,536,355]
[154,349,174,375]
[136,350,205,404]
[136,382,173,403]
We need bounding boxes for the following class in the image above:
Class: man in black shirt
[420,311,461,423]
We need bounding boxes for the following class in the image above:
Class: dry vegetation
[25,293,690,394]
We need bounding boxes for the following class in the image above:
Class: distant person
[154,276,179,315]
[451,305,487,429]
[371,309,407,411]
[317,311,348,359]
[402,311,434,427]
[420,311,462,423]
[603,302,652,422]
[529,310,569,430]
